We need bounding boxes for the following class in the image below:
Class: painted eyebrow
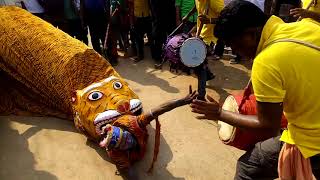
[80,76,119,95]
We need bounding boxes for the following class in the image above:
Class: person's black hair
[214,0,268,42]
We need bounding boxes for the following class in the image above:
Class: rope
[240,38,320,110]
[147,117,161,173]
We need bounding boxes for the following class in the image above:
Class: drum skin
[218,94,288,151]
[179,37,206,67]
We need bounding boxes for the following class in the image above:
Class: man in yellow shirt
[183,0,224,50]
[128,0,152,62]
[191,0,320,179]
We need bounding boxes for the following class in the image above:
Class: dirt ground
[0,49,252,180]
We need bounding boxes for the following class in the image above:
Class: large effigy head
[72,76,143,139]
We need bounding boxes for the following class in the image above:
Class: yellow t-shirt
[134,0,150,17]
[252,16,320,158]
[195,0,224,45]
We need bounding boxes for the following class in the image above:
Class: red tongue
[117,102,130,113]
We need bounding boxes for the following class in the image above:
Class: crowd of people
[13,0,176,66]
[14,0,250,68]
[4,0,320,179]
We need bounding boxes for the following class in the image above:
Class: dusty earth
[0,48,251,180]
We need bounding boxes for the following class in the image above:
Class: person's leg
[145,16,153,46]
[149,9,166,63]
[60,19,73,37]
[111,31,119,65]
[79,25,89,45]
[85,11,105,53]
[69,18,88,44]
[118,34,125,51]
[121,29,130,53]
[235,136,282,180]
[107,23,120,65]
[89,23,102,53]
[310,155,320,179]
[230,52,241,64]
[133,17,145,61]
[194,63,207,100]
[69,19,79,39]
[98,16,108,49]
[129,28,138,56]
[151,23,165,63]
[214,39,225,57]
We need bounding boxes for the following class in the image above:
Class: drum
[162,34,206,68]
[162,33,190,66]
[180,37,207,67]
[218,94,288,151]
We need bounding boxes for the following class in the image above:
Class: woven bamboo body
[0,7,118,119]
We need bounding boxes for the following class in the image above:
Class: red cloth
[108,115,148,170]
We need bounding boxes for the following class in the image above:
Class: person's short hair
[214,0,268,42]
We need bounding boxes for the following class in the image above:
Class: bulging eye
[88,91,103,101]
[113,81,122,90]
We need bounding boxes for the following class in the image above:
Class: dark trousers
[235,136,320,180]
[132,16,152,58]
[194,61,211,99]
[214,38,225,56]
[106,23,120,63]
[149,0,176,62]
[64,19,88,45]
[150,22,170,62]
[85,12,108,54]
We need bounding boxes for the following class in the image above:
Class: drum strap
[266,38,320,51]
[239,38,320,111]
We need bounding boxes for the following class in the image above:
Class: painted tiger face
[72,76,143,139]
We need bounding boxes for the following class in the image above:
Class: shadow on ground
[207,59,250,103]
[0,117,57,180]
[1,116,182,180]
[115,47,180,94]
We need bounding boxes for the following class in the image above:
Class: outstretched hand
[190,94,221,120]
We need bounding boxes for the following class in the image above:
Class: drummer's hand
[198,15,210,24]
[190,94,221,120]
[290,8,312,18]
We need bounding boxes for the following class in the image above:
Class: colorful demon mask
[72,76,143,139]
